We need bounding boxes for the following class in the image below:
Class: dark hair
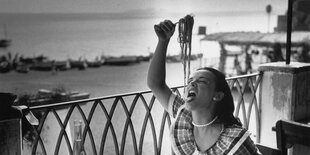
[197,67,242,127]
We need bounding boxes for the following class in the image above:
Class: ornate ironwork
[22,72,262,155]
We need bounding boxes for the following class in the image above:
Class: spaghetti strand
[177,14,194,91]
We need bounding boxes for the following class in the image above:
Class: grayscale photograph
[1,0,310,154]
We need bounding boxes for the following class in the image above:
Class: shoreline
[0,61,188,98]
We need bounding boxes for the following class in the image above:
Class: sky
[0,0,288,14]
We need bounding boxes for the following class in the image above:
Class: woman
[147,20,260,155]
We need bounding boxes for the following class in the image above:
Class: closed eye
[197,78,210,85]
[188,78,210,85]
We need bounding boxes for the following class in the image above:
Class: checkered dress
[167,93,260,155]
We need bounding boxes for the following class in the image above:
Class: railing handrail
[24,72,261,111]
[226,72,261,80]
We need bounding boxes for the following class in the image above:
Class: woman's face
[185,70,218,111]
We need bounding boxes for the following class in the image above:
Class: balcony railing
[21,72,262,155]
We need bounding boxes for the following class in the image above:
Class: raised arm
[147,20,175,111]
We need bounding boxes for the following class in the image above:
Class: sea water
[0,12,278,61]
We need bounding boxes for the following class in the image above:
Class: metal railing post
[0,93,23,155]
[286,0,293,64]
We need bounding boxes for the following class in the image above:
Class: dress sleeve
[167,93,185,118]
[228,131,260,155]
[240,137,261,155]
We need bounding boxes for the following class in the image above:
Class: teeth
[189,90,195,94]
[187,90,196,97]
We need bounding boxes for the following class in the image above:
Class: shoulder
[207,125,259,154]
[221,124,247,139]
[214,124,248,151]
[220,125,259,154]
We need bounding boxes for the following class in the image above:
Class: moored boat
[22,89,91,107]
[102,56,140,66]
[0,61,10,73]
[30,61,54,71]
[0,39,11,48]
[0,25,11,48]
[15,63,29,73]
[69,59,88,70]
[55,61,71,71]
[86,60,102,68]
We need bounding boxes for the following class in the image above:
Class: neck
[191,110,216,127]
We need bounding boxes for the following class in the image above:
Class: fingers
[161,20,175,32]
[154,25,161,32]
[155,20,174,33]
[160,20,173,32]
[154,20,175,41]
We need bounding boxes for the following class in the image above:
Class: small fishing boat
[26,89,91,107]
[15,63,30,73]
[54,61,71,71]
[86,60,102,68]
[29,61,54,71]
[0,25,11,48]
[69,59,88,70]
[102,56,140,66]
[0,61,10,73]
[29,60,70,71]
[0,39,11,48]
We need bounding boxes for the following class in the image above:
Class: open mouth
[186,90,196,102]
